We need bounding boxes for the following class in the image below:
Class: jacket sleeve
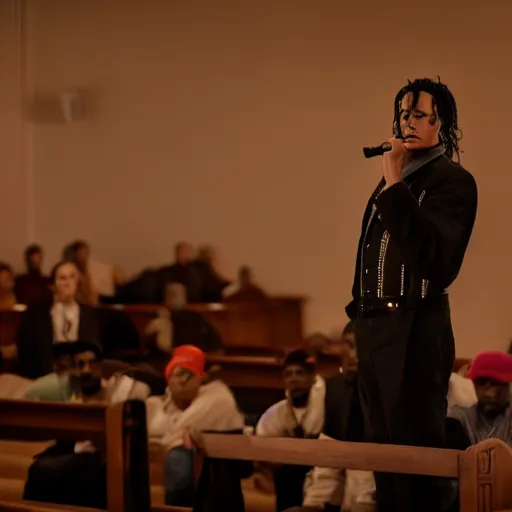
[302,434,346,508]
[200,318,224,352]
[375,170,477,283]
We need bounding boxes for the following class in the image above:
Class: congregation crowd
[0,240,511,511]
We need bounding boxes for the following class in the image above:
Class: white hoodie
[146,379,245,452]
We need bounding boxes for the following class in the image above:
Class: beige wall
[3,0,512,354]
[0,0,31,265]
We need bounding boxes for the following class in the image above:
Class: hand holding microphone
[363,137,407,189]
[362,135,403,159]
[362,141,393,158]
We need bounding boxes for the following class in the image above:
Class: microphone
[362,142,391,159]
[362,136,403,158]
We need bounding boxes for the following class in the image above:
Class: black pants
[273,464,311,512]
[356,306,455,512]
[23,450,107,509]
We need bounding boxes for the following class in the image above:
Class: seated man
[14,244,52,306]
[146,344,244,507]
[256,349,325,511]
[145,281,223,354]
[23,340,150,509]
[223,265,267,301]
[287,321,375,512]
[449,350,512,447]
[24,342,75,401]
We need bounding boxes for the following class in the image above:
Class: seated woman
[146,345,244,507]
[16,260,99,379]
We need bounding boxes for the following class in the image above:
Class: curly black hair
[392,77,462,161]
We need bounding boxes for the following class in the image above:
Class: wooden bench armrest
[151,507,192,512]
[0,503,191,512]
[0,501,102,512]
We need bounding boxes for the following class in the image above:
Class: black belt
[357,294,448,318]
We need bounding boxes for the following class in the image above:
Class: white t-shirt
[89,259,115,297]
[51,302,80,342]
[146,380,245,451]
[256,376,326,437]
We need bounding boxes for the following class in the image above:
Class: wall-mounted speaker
[60,89,86,123]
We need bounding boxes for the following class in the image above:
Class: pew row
[0,296,305,352]
[0,503,192,512]
[198,434,512,512]
[0,401,270,512]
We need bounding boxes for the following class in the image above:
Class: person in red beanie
[146,344,244,507]
[448,350,512,447]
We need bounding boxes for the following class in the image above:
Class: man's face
[0,270,14,293]
[164,283,187,310]
[75,245,90,266]
[282,364,315,401]
[399,91,440,151]
[168,367,201,406]
[73,350,102,396]
[175,243,193,265]
[54,354,74,374]
[199,246,216,264]
[28,251,43,271]
[474,377,510,416]
[53,263,79,301]
[339,332,358,376]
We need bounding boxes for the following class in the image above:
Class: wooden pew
[0,399,150,512]
[0,296,305,352]
[198,434,512,512]
[0,502,105,511]
[0,400,190,512]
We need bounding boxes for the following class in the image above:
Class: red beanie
[466,351,512,383]
[164,345,205,382]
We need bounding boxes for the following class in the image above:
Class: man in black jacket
[347,78,477,512]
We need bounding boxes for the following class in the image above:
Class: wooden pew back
[199,434,512,512]
[0,399,150,512]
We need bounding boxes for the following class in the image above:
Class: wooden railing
[199,434,512,512]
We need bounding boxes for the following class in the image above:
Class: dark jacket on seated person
[14,270,52,306]
[193,259,230,303]
[16,299,99,379]
[97,307,141,358]
[173,309,223,353]
[301,372,371,512]
[193,429,253,512]
[158,263,203,303]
